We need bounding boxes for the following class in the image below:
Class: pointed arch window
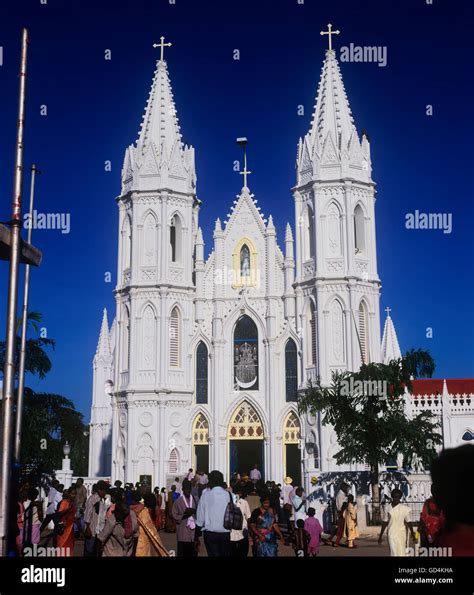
[283,411,301,443]
[309,301,317,366]
[240,244,251,277]
[196,341,208,404]
[358,302,369,365]
[122,215,132,276]
[170,214,182,263]
[285,339,298,402]
[122,306,130,371]
[228,401,264,439]
[170,307,181,367]
[234,315,258,390]
[303,205,315,261]
[168,448,179,474]
[354,205,365,255]
[232,238,258,288]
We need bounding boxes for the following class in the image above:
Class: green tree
[298,350,442,516]
[0,311,89,476]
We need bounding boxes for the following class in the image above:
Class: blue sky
[0,0,473,419]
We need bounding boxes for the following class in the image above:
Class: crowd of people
[13,444,474,558]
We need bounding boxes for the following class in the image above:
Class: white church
[87,35,474,492]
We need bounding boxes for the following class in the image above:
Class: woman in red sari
[56,487,77,556]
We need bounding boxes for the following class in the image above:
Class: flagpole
[0,27,29,556]
[14,165,40,465]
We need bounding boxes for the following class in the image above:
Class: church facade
[87,41,474,490]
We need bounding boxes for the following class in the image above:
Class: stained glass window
[285,339,298,402]
[196,341,208,404]
[234,315,258,390]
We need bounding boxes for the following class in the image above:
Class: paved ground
[60,528,390,557]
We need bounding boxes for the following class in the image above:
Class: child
[293,518,310,557]
[304,507,323,556]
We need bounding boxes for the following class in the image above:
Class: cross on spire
[385,306,392,316]
[153,36,172,61]
[237,137,252,189]
[320,23,340,51]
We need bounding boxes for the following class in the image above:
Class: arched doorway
[228,401,264,480]
[192,413,209,474]
[283,412,301,486]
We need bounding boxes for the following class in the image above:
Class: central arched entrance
[192,413,209,474]
[228,401,264,480]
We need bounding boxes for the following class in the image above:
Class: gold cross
[320,23,340,51]
[153,36,172,61]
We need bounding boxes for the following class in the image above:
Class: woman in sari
[165,486,177,533]
[130,491,168,557]
[249,496,284,557]
[343,494,359,548]
[56,487,77,556]
[21,488,43,551]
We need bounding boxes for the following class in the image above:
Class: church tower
[112,39,198,486]
[89,309,113,477]
[293,28,382,471]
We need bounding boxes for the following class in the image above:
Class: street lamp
[63,442,71,459]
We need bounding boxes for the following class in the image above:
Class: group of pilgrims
[14,446,468,558]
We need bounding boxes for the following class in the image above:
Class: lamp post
[0,28,29,557]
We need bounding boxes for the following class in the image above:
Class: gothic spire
[95,308,111,362]
[309,49,355,149]
[296,39,372,185]
[381,308,402,364]
[121,51,196,195]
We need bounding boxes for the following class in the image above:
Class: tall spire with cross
[296,23,372,186]
[120,37,196,195]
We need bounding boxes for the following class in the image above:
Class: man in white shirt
[196,470,231,556]
[249,464,261,486]
[186,468,195,482]
[292,487,307,523]
[40,481,62,532]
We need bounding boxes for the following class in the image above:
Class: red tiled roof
[411,379,474,397]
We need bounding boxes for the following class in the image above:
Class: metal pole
[14,164,39,464]
[0,27,28,557]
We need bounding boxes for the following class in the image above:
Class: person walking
[74,478,88,538]
[344,494,359,548]
[172,479,199,557]
[40,480,63,534]
[56,487,77,556]
[196,470,231,556]
[249,495,284,557]
[328,482,349,547]
[281,477,294,544]
[292,487,307,525]
[130,491,169,557]
[378,488,416,556]
[230,485,251,557]
[83,480,109,556]
[304,507,323,556]
[98,494,138,556]
[249,464,261,487]
[21,488,43,552]
[292,518,310,557]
